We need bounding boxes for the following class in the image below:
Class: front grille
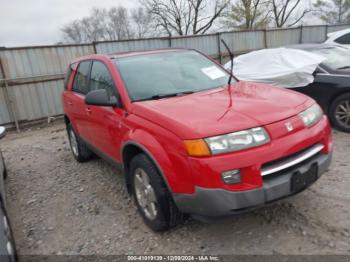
[261,144,324,177]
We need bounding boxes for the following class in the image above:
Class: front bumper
[173,151,332,217]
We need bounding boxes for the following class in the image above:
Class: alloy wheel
[134,168,158,220]
[69,130,79,157]
[335,100,350,129]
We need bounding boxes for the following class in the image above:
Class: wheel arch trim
[63,114,81,137]
[121,141,173,193]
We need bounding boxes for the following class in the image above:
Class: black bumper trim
[173,152,332,218]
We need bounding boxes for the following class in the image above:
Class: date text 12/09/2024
[127,255,220,261]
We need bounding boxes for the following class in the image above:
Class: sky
[0,0,320,48]
[0,0,139,47]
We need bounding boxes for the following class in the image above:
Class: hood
[131,81,312,139]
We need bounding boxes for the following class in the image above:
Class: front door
[87,60,125,161]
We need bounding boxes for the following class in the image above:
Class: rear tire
[130,154,184,231]
[1,154,7,179]
[329,93,350,133]
[1,203,17,262]
[67,124,93,162]
[3,167,7,180]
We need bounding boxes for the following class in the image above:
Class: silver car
[0,127,17,262]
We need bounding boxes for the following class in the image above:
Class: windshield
[114,50,231,102]
[309,46,350,70]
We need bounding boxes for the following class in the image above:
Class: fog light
[221,170,241,184]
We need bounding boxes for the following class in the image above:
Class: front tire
[67,124,93,162]
[329,93,350,133]
[130,154,183,231]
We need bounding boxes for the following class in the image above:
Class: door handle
[68,101,73,106]
[85,108,92,114]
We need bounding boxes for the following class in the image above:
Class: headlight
[205,127,270,155]
[299,104,323,127]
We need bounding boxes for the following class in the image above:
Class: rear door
[87,60,125,160]
[66,60,92,141]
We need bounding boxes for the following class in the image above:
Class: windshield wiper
[137,91,194,102]
[337,66,350,70]
[152,91,194,99]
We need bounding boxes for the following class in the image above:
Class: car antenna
[220,39,238,90]
[220,39,236,109]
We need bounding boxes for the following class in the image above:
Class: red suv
[62,49,332,231]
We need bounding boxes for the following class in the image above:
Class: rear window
[64,63,75,90]
[335,33,350,44]
[72,61,91,95]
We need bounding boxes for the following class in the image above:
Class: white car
[325,28,350,48]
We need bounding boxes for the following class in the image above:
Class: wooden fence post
[92,41,98,54]
[0,58,20,132]
[217,32,222,64]
[168,36,172,48]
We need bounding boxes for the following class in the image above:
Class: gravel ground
[1,120,350,255]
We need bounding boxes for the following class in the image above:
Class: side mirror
[85,89,120,107]
[0,126,6,139]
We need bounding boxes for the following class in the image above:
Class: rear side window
[64,63,75,90]
[335,33,350,44]
[73,61,91,94]
[90,61,118,100]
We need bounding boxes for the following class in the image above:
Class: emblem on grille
[285,122,294,132]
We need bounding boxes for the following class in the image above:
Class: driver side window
[90,61,119,101]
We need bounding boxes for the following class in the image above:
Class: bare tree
[131,7,153,38]
[141,0,230,36]
[81,8,109,41]
[313,0,350,24]
[62,6,139,43]
[107,7,134,40]
[62,20,85,43]
[224,0,271,29]
[270,0,311,27]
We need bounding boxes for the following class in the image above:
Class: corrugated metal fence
[0,23,349,130]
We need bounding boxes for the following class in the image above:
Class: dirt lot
[1,120,350,255]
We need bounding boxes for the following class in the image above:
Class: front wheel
[130,154,184,231]
[329,93,350,133]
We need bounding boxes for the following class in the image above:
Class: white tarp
[224,48,326,88]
